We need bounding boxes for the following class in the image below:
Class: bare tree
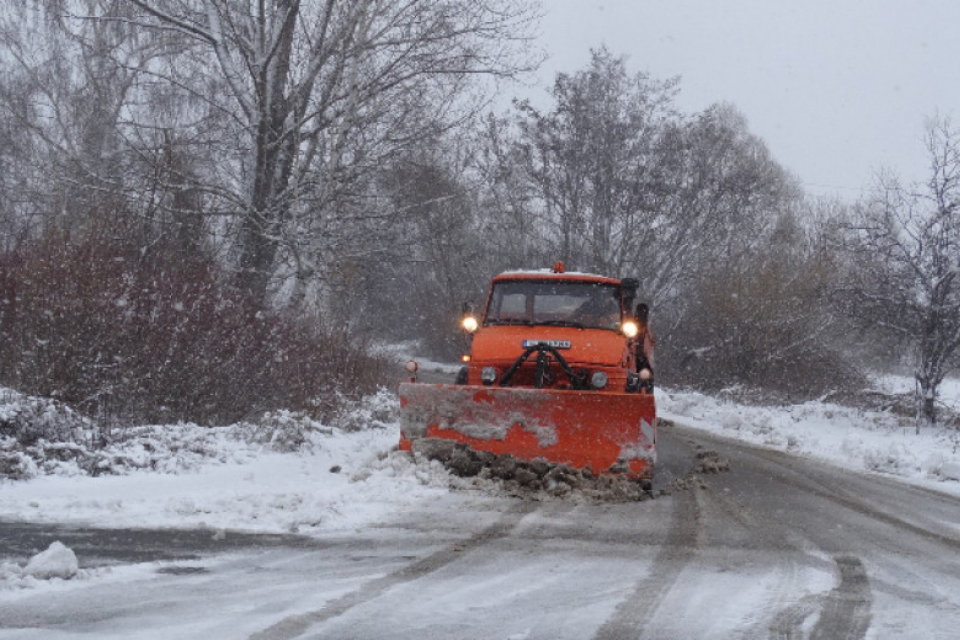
[509,48,680,277]
[0,2,139,232]
[116,0,539,303]
[845,117,960,428]
[500,50,796,311]
[471,113,541,269]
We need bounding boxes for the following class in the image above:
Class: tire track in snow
[694,469,867,639]
[248,500,537,640]
[809,556,872,640]
[702,481,822,639]
[591,486,701,640]
[768,594,823,640]
[767,556,873,640]
[674,423,960,551]
[670,424,880,639]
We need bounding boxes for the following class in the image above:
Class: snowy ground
[2,372,960,599]
[660,374,960,493]
[0,389,463,539]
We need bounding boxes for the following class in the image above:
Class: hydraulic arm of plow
[498,344,586,390]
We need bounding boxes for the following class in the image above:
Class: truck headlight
[590,371,608,389]
[621,320,639,338]
[461,316,479,333]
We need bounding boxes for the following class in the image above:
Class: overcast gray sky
[522,0,958,200]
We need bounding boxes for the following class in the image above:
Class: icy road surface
[4,422,960,639]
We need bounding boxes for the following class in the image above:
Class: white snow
[2,372,960,611]
[23,542,78,580]
[0,418,455,537]
[658,374,960,497]
[3,376,960,541]
[0,541,130,595]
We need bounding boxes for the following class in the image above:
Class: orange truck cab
[399,262,657,480]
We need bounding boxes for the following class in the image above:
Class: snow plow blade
[398,383,656,478]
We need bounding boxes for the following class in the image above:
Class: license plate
[522,339,571,349]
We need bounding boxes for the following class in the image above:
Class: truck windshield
[485,280,622,331]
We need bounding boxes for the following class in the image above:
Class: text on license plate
[522,339,572,349]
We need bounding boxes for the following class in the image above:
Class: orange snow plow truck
[399,262,656,483]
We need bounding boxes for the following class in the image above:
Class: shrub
[0,227,387,425]
[662,214,864,399]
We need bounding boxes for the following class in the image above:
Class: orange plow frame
[398,383,656,479]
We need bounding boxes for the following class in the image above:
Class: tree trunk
[915,373,939,433]
[234,0,299,303]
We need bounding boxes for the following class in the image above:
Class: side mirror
[621,278,639,311]
[636,302,649,327]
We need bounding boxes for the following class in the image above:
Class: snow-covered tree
[122,0,539,303]
[498,50,796,311]
[508,47,680,280]
[845,117,960,428]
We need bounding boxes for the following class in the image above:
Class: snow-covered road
[4,421,960,639]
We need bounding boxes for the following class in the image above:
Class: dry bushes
[662,215,863,398]
[0,229,386,425]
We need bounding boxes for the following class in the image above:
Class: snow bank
[0,388,400,480]
[0,388,93,479]
[3,374,960,550]
[0,388,463,538]
[660,384,960,496]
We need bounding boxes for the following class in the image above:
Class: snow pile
[416,438,654,502]
[0,387,468,537]
[0,387,401,480]
[659,383,960,493]
[325,388,401,432]
[0,438,458,535]
[0,388,93,479]
[23,541,78,579]
[1,541,88,591]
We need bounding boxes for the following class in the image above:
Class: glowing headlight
[461,315,479,333]
[621,320,639,338]
[639,368,652,381]
[590,371,609,389]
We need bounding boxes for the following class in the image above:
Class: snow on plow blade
[398,383,656,478]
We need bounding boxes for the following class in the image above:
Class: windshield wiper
[486,319,534,326]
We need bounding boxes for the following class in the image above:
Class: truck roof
[493,269,620,285]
